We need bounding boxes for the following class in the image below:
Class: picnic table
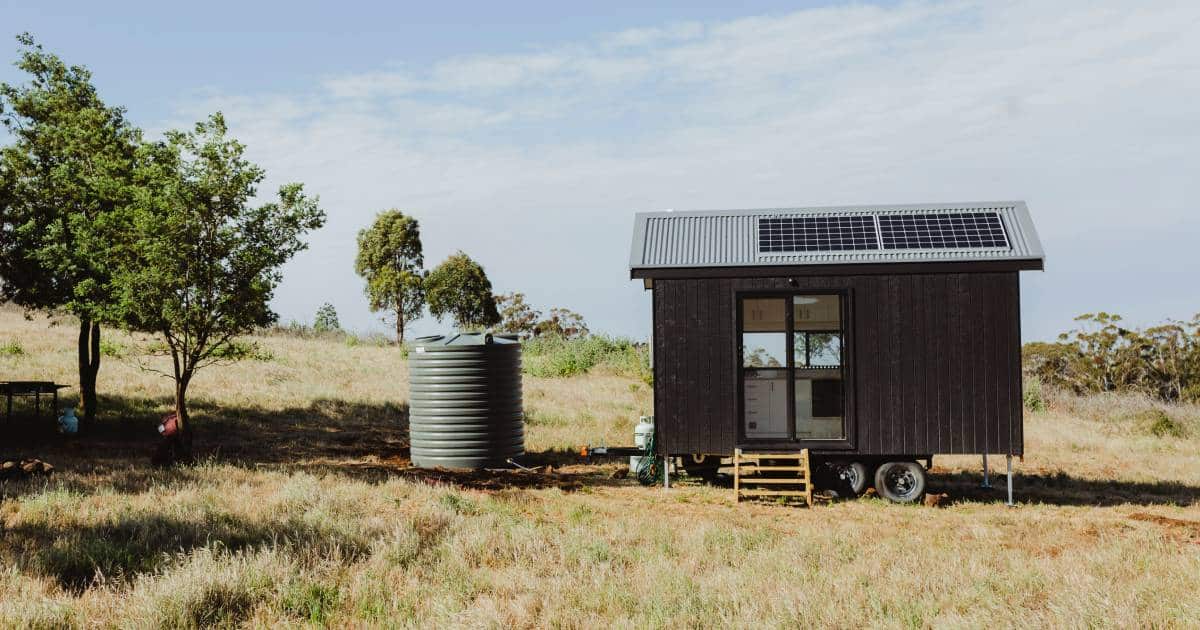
[1,381,70,423]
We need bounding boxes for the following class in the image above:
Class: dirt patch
[397,465,592,492]
[1128,512,1200,543]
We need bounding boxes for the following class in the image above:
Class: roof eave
[630,258,1044,279]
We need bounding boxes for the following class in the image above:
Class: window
[740,294,846,442]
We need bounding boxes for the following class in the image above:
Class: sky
[2,0,1199,342]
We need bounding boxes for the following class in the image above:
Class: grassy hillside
[2,306,1199,628]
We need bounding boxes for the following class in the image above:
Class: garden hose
[635,429,662,486]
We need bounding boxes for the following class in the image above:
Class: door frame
[735,288,856,451]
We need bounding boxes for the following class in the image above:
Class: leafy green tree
[0,33,140,430]
[495,292,540,336]
[313,302,340,333]
[112,113,324,445]
[354,210,424,342]
[425,252,500,330]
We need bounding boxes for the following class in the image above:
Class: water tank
[408,332,524,469]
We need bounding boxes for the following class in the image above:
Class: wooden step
[733,448,813,507]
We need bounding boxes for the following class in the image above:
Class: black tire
[827,461,869,498]
[874,461,926,503]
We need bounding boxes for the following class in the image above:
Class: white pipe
[663,453,670,489]
[1006,454,1014,507]
[981,453,992,488]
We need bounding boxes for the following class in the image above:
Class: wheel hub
[837,464,859,487]
[886,468,916,497]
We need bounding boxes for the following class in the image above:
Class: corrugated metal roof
[629,201,1044,270]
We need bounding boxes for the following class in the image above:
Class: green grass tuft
[522,335,650,382]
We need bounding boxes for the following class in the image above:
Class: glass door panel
[742,298,789,439]
[793,295,845,440]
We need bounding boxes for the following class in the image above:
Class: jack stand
[981,453,992,489]
[1005,454,1015,507]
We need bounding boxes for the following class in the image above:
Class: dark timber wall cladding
[652,272,1023,457]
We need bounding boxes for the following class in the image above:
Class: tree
[536,307,589,339]
[112,113,324,448]
[313,302,340,333]
[495,292,540,336]
[425,252,500,330]
[353,210,424,342]
[0,34,140,430]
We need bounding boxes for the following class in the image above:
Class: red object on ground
[159,413,178,437]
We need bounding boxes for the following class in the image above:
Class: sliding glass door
[740,293,846,443]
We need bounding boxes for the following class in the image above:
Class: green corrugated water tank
[408,332,524,469]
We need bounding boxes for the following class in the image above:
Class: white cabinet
[743,377,788,438]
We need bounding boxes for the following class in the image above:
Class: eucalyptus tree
[425,252,500,330]
[354,210,425,342]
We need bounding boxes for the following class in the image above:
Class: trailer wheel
[683,454,720,482]
[827,461,868,498]
[874,461,926,503]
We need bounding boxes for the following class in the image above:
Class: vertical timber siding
[651,272,1023,457]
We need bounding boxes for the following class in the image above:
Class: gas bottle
[630,415,655,470]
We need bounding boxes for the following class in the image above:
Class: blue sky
[3,1,1199,341]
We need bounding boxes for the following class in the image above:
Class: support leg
[35,392,40,420]
[1006,454,1015,507]
[663,454,670,489]
[981,453,992,488]
[734,448,741,502]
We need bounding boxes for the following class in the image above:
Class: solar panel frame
[758,215,880,253]
[878,211,1009,250]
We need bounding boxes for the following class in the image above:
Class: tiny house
[629,201,1044,502]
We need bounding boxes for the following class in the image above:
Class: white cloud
[161,0,1200,340]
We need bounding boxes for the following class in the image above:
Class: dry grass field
[2,306,1199,628]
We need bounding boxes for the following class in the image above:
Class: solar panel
[758,216,879,253]
[878,212,1009,250]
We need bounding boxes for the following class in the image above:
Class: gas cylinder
[630,415,655,470]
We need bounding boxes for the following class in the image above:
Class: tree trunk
[396,309,405,344]
[173,373,194,457]
[77,320,101,433]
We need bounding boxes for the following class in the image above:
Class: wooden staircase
[733,448,813,506]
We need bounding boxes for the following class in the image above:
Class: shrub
[208,340,273,362]
[1023,312,1200,403]
[99,339,127,358]
[1022,376,1045,412]
[0,339,25,356]
[1130,409,1187,439]
[522,334,650,381]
